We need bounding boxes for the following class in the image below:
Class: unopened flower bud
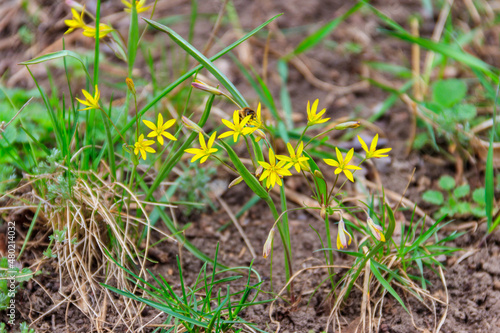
[253,129,266,142]
[126,78,136,95]
[191,79,223,95]
[228,176,244,188]
[263,227,275,258]
[320,205,326,219]
[334,121,360,130]
[181,116,203,133]
[314,170,325,180]
[255,165,264,177]
[65,0,84,11]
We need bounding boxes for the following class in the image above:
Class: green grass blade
[145,94,214,199]
[144,17,248,107]
[486,86,498,231]
[303,151,326,205]
[277,60,293,129]
[127,0,140,76]
[114,14,282,142]
[17,202,41,260]
[370,260,408,312]
[384,30,498,82]
[289,2,364,58]
[19,50,92,81]
[94,0,101,83]
[219,140,269,200]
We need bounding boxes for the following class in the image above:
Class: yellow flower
[337,216,352,249]
[76,85,100,111]
[367,215,385,242]
[134,134,156,160]
[276,142,309,173]
[143,114,177,145]
[324,147,361,182]
[65,8,85,34]
[357,134,392,159]
[248,102,263,128]
[258,149,292,189]
[307,99,330,126]
[82,23,113,39]
[184,132,218,164]
[122,0,151,13]
[218,110,255,142]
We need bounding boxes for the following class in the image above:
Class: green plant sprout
[0,258,35,311]
[422,175,487,218]
[103,245,268,333]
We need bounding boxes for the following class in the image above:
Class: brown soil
[1,0,499,332]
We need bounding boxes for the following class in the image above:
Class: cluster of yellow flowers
[64,1,150,39]
[74,82,176,161]
[134,114,177,160]
[73,77,390,249]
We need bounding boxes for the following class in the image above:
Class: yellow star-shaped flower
[65,8,85,34]
[76,85,100,111]
[143,114,177,145]
[134,134,156,160]
[357,134,392,159]
[184,132,218,164]
[218,110,255,142]
[258,149,292,189]
[307,99,330,126]
[324,147,361,182]
[82,23,113,39]
[276,142,309,173]
[122,0,151,13]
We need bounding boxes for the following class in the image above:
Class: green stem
[324,212,335,289]
[244,136,257,169]
[99,107,128,145]
[212,155,238,174]
[265,195,294,300]
[344,203,396,299]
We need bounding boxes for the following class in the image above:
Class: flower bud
[366,215,386,242]
[181,116,203,133]
[313,170,325,180]
[65,0,84,11]
[263,228,275,258]
[255,165,264,177]
[191,79,223,95]
[320,205,326,219]
[126,77,136,95]
[253,129,266,142]
[228,176,244,188]
[334,121,360,130]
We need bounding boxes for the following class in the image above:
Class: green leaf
[472,187,486,205]
[471,205,486,217]
[438,175,455,191]
[303,151,327,205]
[384,30,498,84]
[290,2,365,57]
[144,18,248,108]
[219,140,269,200]
[454,104,476,121]
[18,50,91,81]
[453,184,470,198]
[127,0,140,75]
[432,79,467,107]
[370,260,408,312]
[115,14,281,142]
[456,202,471,215]
[422,190,444,205]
